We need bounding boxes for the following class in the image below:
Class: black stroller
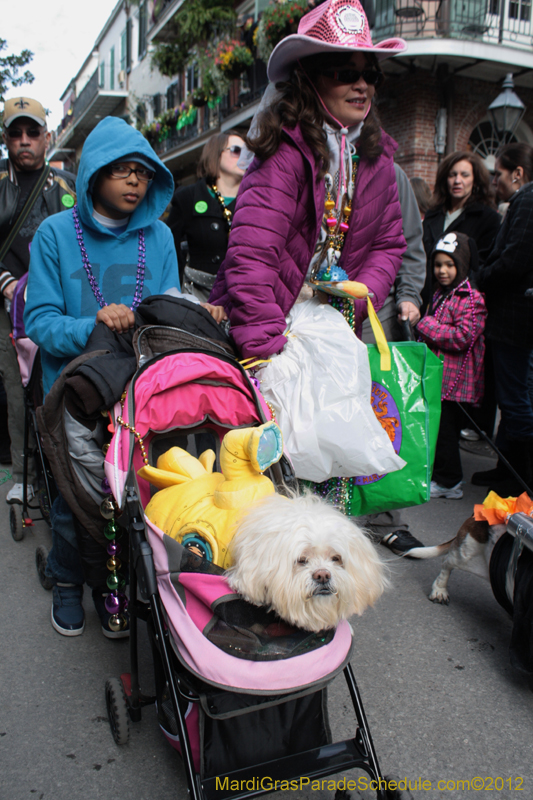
[8,273,55,589]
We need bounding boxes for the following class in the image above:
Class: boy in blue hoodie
[25,117,181,637]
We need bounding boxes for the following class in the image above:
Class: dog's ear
[225,564,268,606]
[342,524,389,615]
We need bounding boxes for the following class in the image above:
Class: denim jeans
[491,340,533,443]
[45,492,85,586]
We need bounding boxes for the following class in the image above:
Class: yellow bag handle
[365,295,391,371]
[239,358,272,370]
[318,280,391,371]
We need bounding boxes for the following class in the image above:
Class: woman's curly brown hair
[245,53,384,178]
[430,151,496,211]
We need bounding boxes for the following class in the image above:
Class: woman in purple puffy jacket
[210,0,408,360]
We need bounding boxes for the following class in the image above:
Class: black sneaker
[51,583,85,636]
[381,530,425,557]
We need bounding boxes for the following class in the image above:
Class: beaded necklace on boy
[210,184,233,231]
[72,204,146,310]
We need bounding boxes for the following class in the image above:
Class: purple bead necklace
[72,204,146,310]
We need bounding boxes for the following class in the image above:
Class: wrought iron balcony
[47,68,128,158]
[373,0,532,48]
[151,71,268,161]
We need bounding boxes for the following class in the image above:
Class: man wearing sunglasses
[0,97,76,504]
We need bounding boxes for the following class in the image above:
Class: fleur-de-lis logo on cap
[14,99,30,109]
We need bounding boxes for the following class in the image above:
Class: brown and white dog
[405,517,507,604]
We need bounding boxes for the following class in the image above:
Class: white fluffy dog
[225,492,388,632]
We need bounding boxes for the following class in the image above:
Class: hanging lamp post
[488,73,526,141]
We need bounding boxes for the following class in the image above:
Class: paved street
[1,447,532,800]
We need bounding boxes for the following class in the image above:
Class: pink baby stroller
[9,273,55,587]
[102,324,399,800]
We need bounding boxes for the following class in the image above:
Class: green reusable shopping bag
[307,288,442,515]
[344,340,443,516]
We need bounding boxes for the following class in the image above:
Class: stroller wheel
[10,504,24,542]
[35,546,54,590]
[105,677,130,745]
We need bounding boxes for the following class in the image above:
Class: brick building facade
[378,69,533,189]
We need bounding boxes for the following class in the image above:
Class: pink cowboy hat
[267,0,407,82]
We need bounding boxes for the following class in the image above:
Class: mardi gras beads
[73,204,145,311]
[211,184,233,231]
[318,153,360,280]
[311,153,361,515]
[100,488,128,632]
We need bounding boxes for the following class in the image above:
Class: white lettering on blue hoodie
[24,116,179,394]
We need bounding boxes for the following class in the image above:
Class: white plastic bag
[259,298,406,482]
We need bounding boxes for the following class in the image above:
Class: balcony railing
[373,0,533,48]
[73,69,100,122]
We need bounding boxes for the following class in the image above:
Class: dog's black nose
[313,569,331,584]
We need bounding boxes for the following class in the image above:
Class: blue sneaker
[51,583,85,636]
[92,589,130,640]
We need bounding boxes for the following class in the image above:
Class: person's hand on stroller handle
[96,303,135,333]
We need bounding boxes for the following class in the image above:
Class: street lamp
[488,73,526,140]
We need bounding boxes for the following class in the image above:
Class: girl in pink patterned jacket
[417,231,487,500]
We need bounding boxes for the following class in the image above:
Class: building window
[126,19,132,72]
[166,79,183,109]
[136,102,146,125]
[166,83,175,109]
[120,31,126,71]
[186,63,199,94]
[99,61,105,88]
[468,120,517,158]
[509,0,531,19]
[153,93,162,116]
[110,47,115,90]
[138,1,148,59]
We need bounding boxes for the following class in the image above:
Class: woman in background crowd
[167,130,245,300]
[423,151,501,444]
[474,142,533,496]
[422,151,500,310]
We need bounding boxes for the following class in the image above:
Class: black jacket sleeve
[167,184,194,281]
[478,188,533,292]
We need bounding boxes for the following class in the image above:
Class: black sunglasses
[5,127,43,139]
[319,68,383,88]
[224,145,242,157]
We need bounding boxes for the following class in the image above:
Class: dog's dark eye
[297,557,308,565]
[331,555,343,564]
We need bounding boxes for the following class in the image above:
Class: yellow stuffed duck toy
[138,422,284,569]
